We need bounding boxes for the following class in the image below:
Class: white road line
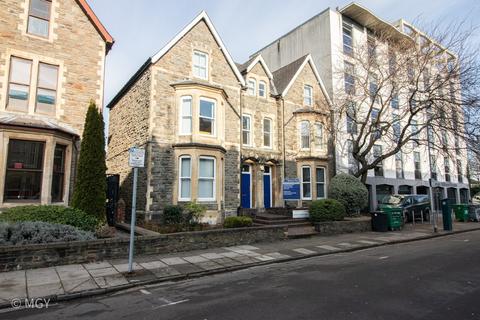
[292,248,316,255]
[140,289,151,295]
[152,298,190,310]
[357,240,380,245]
[379,256,389,260]
[316,245,341,251]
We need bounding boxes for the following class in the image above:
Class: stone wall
[314,217,371,235]
[0,225,287,272]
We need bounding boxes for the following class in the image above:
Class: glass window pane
[4,171,43,201]
[51,145,66,202]
[182,98,192,116]
[38,63,58,90]
[10,57,32,84]
[181,118,192,134]
[264,119,271,132]
[30,0,51,19]
[28,16,49,37]
[180,158,191,177]
[36,88,56,113]
[199,118,212,134]
[200,100,214,118]
[316,168,325,183]
[7,140,44,170]
[180,179,191,198]
[199,159,214,178]
[302,167,311,182]
[303,183,311,198]
[8,84,29,111]
[198,180,214,198]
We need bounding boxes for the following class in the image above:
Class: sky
[88,0,480,113]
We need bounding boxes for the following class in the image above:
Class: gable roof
[75,0,114,52]
[272,54,332,106]
[237,54,274,79]
[151,11,245,86]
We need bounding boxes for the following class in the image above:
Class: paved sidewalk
[1,221,479,309]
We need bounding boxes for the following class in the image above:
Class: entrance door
[241,165,251,208]
[263,166,272,208]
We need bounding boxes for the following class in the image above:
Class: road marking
[317,245,341,251]
[357,240,380,245]
[337,242,356,248]
[152,298,190,310]
[140,289,151,295]
[292,248,316,255]
[379,256,389,260]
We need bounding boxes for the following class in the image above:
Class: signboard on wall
[283,178,300,200]
[128,147,145,168]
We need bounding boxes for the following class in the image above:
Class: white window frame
[178,156,192,201]
[301,165,312,200]
[242,114,252,146]
[259,81,266,97]
[300,121,310,150]
[192,50,208,80]
[304,85,313,106]
[263,117,272,148]
[247,78,256,96]
[198,156,216,202]
[198,97,216,136]
[314,122,323,150]
[315,166,326,199]
[179,96,192,135]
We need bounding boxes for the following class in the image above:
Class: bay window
[180,96,192,135]
[301,166,311,200]
[4,140,45,201]
[314,122,323,150]
[178,156,192,201]
[198,157,215,201]
[199,98,215,135]
[300,121,310,149]
[316,167,325,199]
[51,144,66,202]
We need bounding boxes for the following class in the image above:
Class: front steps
[249,209,318,238]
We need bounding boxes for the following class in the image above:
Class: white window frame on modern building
[247,78,256,96]
[300,121,310,149]
[198,97,216,136]
[192,50,208,80]
[259,81,266,97]
[301,165,312,200]
[444,156,451,182]
[315,166,326,199]
[342,20,354,56]
[179,96,192,135]
[198,156,216,202]
[178,156,192,201]
[373,144,383,177]
[414,152,422,180]
[346,101,357,134]
[344,61,355,95]
[395,152,404,179]
[303,85,313,106]
[263,117,272,148]
[314,122,324,150]
[242,114,252,146]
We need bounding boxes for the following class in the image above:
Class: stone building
[106,12,332,223]
[0,0,113,208]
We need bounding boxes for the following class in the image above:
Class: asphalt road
[4,231,480,320]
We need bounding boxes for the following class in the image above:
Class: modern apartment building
[255,2,470,211]
[106,12,332,222]
[0,0,113,208]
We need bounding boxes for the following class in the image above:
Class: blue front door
[263,166,272,208]
[241,165,251,208]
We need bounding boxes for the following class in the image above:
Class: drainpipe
[281,97,286,208]
[239,86,244,215]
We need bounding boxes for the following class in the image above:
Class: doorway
[241,164,252,208]
[263,166,272,208]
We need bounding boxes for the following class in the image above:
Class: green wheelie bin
[381,207,403,231]
[452,204,469,222]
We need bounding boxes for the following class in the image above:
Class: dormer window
[259,81,266,97]
[303,85,313,106]
[247,78,256,96]
[193,51,208,79]
[27,0,51,38]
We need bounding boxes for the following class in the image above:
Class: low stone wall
[0,225,287,272]
[314,217,371,235]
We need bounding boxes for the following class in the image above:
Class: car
[378,194,431,223]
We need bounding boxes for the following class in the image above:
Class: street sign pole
[127,146,145,273]
[128,166,138,273]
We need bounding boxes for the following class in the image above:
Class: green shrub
[71,102,107,221]
[328,173,368,215]
[183,202,206,225]
[0,221,95,245]
[163,205,184,225]
[309,199,346,222]
[0,205,100,232]
[223,216,253,228]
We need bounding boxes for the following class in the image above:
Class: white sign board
[128,147,145,168]
[292,209,309,219]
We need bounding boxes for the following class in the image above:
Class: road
[4,231,480,320]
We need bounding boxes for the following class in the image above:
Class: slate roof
[271,54,310,95]
[0,114,79,136]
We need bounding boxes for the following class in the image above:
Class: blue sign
[283,178,300,200]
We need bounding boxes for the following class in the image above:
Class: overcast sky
[88,0,480,110]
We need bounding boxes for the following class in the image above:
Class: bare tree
[333,19,480,184]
